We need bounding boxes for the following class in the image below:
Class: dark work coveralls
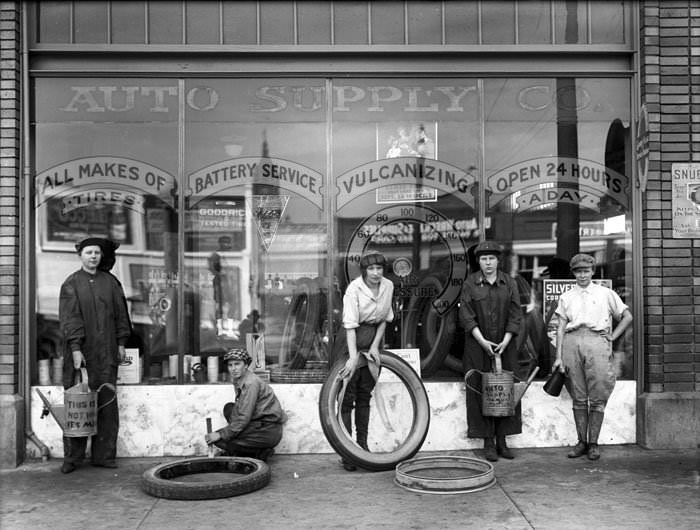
[59,269,130,465]
[459,270,522,438]
[214,369,286,456]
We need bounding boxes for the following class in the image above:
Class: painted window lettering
[61,86,217,113]
[251,85,476,113]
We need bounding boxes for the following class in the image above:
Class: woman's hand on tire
[338,357,357,380]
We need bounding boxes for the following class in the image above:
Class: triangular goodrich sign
[247,195,289,251]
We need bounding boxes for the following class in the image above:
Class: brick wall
[640,0,700,393]
[0,1,20,396]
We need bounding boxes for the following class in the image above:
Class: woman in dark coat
[460,241,522,462]
[59,237,131,473]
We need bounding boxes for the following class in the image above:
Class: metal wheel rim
[395,455,496,494]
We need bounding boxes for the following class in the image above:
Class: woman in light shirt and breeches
[553,253,633,461]
[334,251,394,471]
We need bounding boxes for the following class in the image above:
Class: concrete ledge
[28,381,636,458]
[0,395,25,469]
[637,392,700,449]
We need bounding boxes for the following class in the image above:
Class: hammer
[206,417,214,458]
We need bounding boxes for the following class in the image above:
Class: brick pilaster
[640,0,700,393]
[0,1,21,395]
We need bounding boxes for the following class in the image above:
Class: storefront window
[185,79,329,384]
[33,78,179,384]
[32,75,633,384]
[331,79,480,378]
[483,77,633,379]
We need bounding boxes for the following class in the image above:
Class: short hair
[359,251,387,270]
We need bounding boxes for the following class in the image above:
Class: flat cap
[474,240,502,257]
[224,348,252,366]
[569,253,596,270]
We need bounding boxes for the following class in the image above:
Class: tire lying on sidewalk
[318,351,430,471]
[141,456,271,500]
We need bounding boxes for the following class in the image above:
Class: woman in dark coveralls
[205,348,286,461]
[59,237,131,473]
[460,240,522,462]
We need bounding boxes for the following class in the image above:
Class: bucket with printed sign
[465,354,539,417]
[37,367,116,437]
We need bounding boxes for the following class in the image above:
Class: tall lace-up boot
[339,409,357,471]
[483,437,498,462]
[567,408,589,458]
[496,435,514,459]
[355,405,370,451]
[587,410,605,460]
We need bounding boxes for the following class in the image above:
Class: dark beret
[75,237,108,253]
[474,240,502,258]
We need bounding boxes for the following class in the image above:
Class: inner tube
[318,351,430,471]
[401,275,456,377]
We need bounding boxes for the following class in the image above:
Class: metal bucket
[63,367,115,437]
[465,353,516,417]
[480,371,515,417]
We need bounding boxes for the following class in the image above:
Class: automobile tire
[140,456,271,500]
[318,351,430,472]
[402,275,457,377]
[280,279,322,369]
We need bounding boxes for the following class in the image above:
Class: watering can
[465,354,539,417]
[37,367,116,437]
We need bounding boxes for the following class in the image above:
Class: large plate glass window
[331,78,481,378]
[184,79,329,384]
[483,78,634,380]
[33,79,179,384]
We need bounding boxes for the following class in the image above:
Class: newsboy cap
[474,240,502,258]
[569,253,596,270]
[224,348,252,366]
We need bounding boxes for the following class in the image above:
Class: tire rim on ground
[394,455,496,494]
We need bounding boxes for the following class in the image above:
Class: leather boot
[496,435,514,459]
[355,406,370,452]
[483,437,498,462]
[587,411,604,460]
[567,408,589,458]
[340,458,357,472]
[341,409,353,438]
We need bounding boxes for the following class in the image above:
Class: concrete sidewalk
[1,446,699,530]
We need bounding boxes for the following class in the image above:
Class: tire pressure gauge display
[344,204,469,315]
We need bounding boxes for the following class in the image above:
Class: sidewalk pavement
[1,445,699,530]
